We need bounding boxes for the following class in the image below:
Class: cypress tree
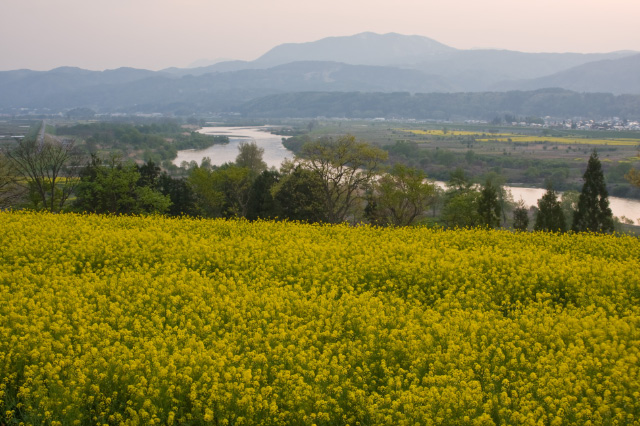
[512,200,530,231]
[477,178,501,228]
[572,150,614,233]
[534,185,566,232]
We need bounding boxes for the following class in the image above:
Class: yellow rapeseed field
[400,129,640,146]
[1,212,639,426]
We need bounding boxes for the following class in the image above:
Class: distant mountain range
[1,32,639,116]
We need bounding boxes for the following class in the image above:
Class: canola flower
[400,129,640,146]
[1,211,639,425]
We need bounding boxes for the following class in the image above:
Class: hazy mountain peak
[254,32,457,68]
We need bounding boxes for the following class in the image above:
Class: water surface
[175,126,640,223]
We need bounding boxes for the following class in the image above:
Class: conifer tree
[534,185,566,232]
[572,150,614,233]
[512,200,529,231]
[477,178,501,228]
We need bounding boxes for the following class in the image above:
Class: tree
[441,168,481,228]
[273,166,328,223]
[300,135,387,223]
[534,185,566,232]
[246,170,281,220]
[0,152,24,209]
[235,141,267,176]
[73,155,170,215]
[477,178,501,228]
[442,190,481,228]
[137,161,162,188]
[217,165,253,218]
[157,172,198,217]
[572,150,614,233]
[369,164,435,226]
[187,165,225,217]
[512,200,529,231]
[560,190,580,230]
[625,168,640,188]
[7,136,83,212]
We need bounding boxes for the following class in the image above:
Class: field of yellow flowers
[1,211,639,426]
[401,129,640,146]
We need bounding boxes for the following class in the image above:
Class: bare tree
[0,151,24,209]
[7,136,84,212]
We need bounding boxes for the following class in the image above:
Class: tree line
[0,133,632,233]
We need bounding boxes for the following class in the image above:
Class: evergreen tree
[477,178,501,228]
[572,150,614,233]
[512,200,529,231]
[534,186,566,232]
[246,170,281,220]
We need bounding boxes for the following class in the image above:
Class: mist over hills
[496,53,640,94]
[2,32,639,117]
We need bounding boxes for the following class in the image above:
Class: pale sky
[2,0,639,71]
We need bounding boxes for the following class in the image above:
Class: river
[174,126,640,223]
[173,126,293,169]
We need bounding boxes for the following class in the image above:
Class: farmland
[1,212,639,425]
[291,121,640,197]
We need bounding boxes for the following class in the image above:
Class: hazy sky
[2,0,639,71]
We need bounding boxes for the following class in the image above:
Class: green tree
[477,178,501,228]
[369,164,435,226]
[157,172,198,217]
[235,141,267,176]
[534,186,566,232]
[187,166,225,217]
[300,135,387,223]
[246,170,281,221]
[442,190,481,228]
[273,166,328,223]
[217,165,253,218]
[73,155,170,215]
[187,164,253,218]
[442,168,480,228]
[572,150,614,233]
[512,200,529,231]
[560,190,580,230]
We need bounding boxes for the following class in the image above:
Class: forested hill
[237,89,640,120]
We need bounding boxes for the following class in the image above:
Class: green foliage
[187,164,254,218]
[235,141,267,176]
[187,166,225,217]
[442,190,481,228]
[246,170,281,221]
[300,135,387,223]
[560,190,580,230]
[477,178,502,228]
[157,172,198,217]
[56,122,227,161]
[73,155,170,215]
[572,151,614,233]
[512,200,530,231]
[534,186,566,232]
[368,164,435,226]
[273,166,328,223]
[442,169,481,228]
